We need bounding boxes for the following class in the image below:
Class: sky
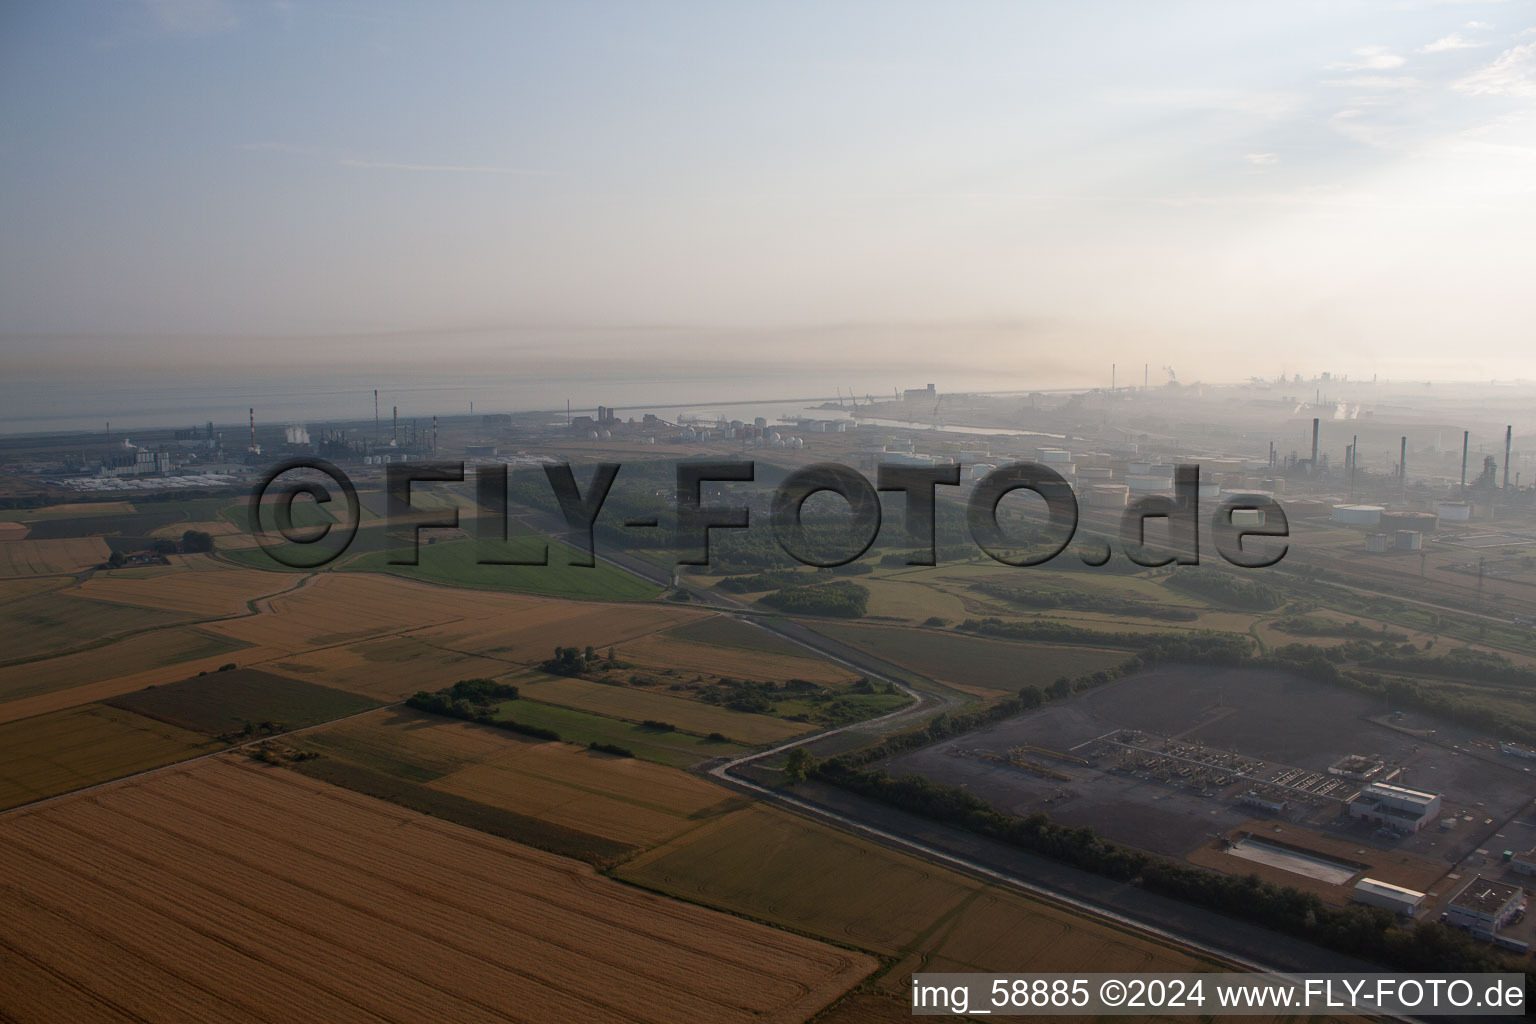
[2,0,1535,389]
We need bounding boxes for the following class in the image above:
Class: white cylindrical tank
[1366,533,1390,553]
[1077,466,1114,481]
[1332,504,1384,526]
[970,462,997,479]
[1230,508,1266,528]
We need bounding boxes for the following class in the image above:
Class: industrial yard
[887,665,1536,901]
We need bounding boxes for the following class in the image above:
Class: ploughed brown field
[0,757,874,1024]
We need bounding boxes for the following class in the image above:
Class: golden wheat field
[264,635,513,701]
[0,521,30,540]
[0,758,875,1024]
[292,708,743,848]
[0,537,110,576]
[74,567,294,616]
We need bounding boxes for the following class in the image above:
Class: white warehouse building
[1349,782,1440,832]
[1353,877,1426,917]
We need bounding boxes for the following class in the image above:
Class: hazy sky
[3,1,1535,384]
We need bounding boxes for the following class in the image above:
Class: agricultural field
[265,635,513,701]
[0,520,29,540]
[0,591,202,663]
[105,668,381,737]
[620,803,1213,994]
[290,708,744,848]
[345,536,661,601]
[485,699,746,767]
[809,622,1130,698]
[0,536,109,576]
[0,500,137,521]
[615,628,860,686]
[665,615,814,656]
[0,758,875,1023]
[0,703,220,810]
[0,576,67,605]
[23,508,190,539]
[0,626,250,718]
[512,672,815,745]
[72,567,293,616]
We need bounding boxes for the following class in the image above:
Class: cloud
[1119,88,1303,119]
[1452,42,1536,96]
[1245,152,1280,165]
[1322,75,1422,89]
[1329,45,1407,70]
[1419,32,1488,52]
[141,0,237,34]
[1328,109,1396,147]
[1465,21,1495,29]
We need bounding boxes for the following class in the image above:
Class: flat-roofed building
[1446,876,1524,939]
[1353,878,1425,917]
[1348,781,1440,832]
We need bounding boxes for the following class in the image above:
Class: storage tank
[1435,501,1472,522]
[1035,448,1072,464]
[1085,483,1130,508]
[970,462,997,479]
[1366,533,1390,553]
[1396,530,1422,551]
[1126,474,1173,492]
[1197,477,1221,500]
[1333,504,1384,526]
[1076,466,1114,481]
[1230,508,1266,528]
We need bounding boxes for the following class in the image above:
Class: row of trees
[974,581,1199,621]
[758,581,869,618]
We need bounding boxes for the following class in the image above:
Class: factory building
[1349,781,1440,832]
[1446,876,1524,939]
[1332,504,1384,526]
[1353,878,1426,917]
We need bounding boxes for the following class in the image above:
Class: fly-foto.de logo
[249,459,1287,571]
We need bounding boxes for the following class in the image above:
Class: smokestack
[433,414,438,454]
[1268,440,1275,468]
[1111,363,1116,391]
[1347,443,1356,501]
[1144,363,1148,390]
[374,390,379,441]
[1461,431,1469,495]
[567,399,572,426]
[392,406,398,444]
[1400,434,1407,481]
[1504,425,1513,491]
[249,408,256,450]
[1311,418,1319,466]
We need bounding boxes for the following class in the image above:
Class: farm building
[1446,876,1524,939]
[1353,878,1425,917]
[1348,781,1440,832]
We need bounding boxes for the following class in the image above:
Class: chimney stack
[1462,430,1469,495]
[1311,418,1319,467]
[1505,425,1513,492]
[249,407,256,450]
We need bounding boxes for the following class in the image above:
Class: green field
[665,615,814,657]
[0,592,199,664]
[0,703,221,809]
[488,698,746,767]
[512,671,814,744]
[105,668,380,736]
[344,536,660,601]
[808,622,1131,693]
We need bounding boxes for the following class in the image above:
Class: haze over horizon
[4,1,1536,388]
